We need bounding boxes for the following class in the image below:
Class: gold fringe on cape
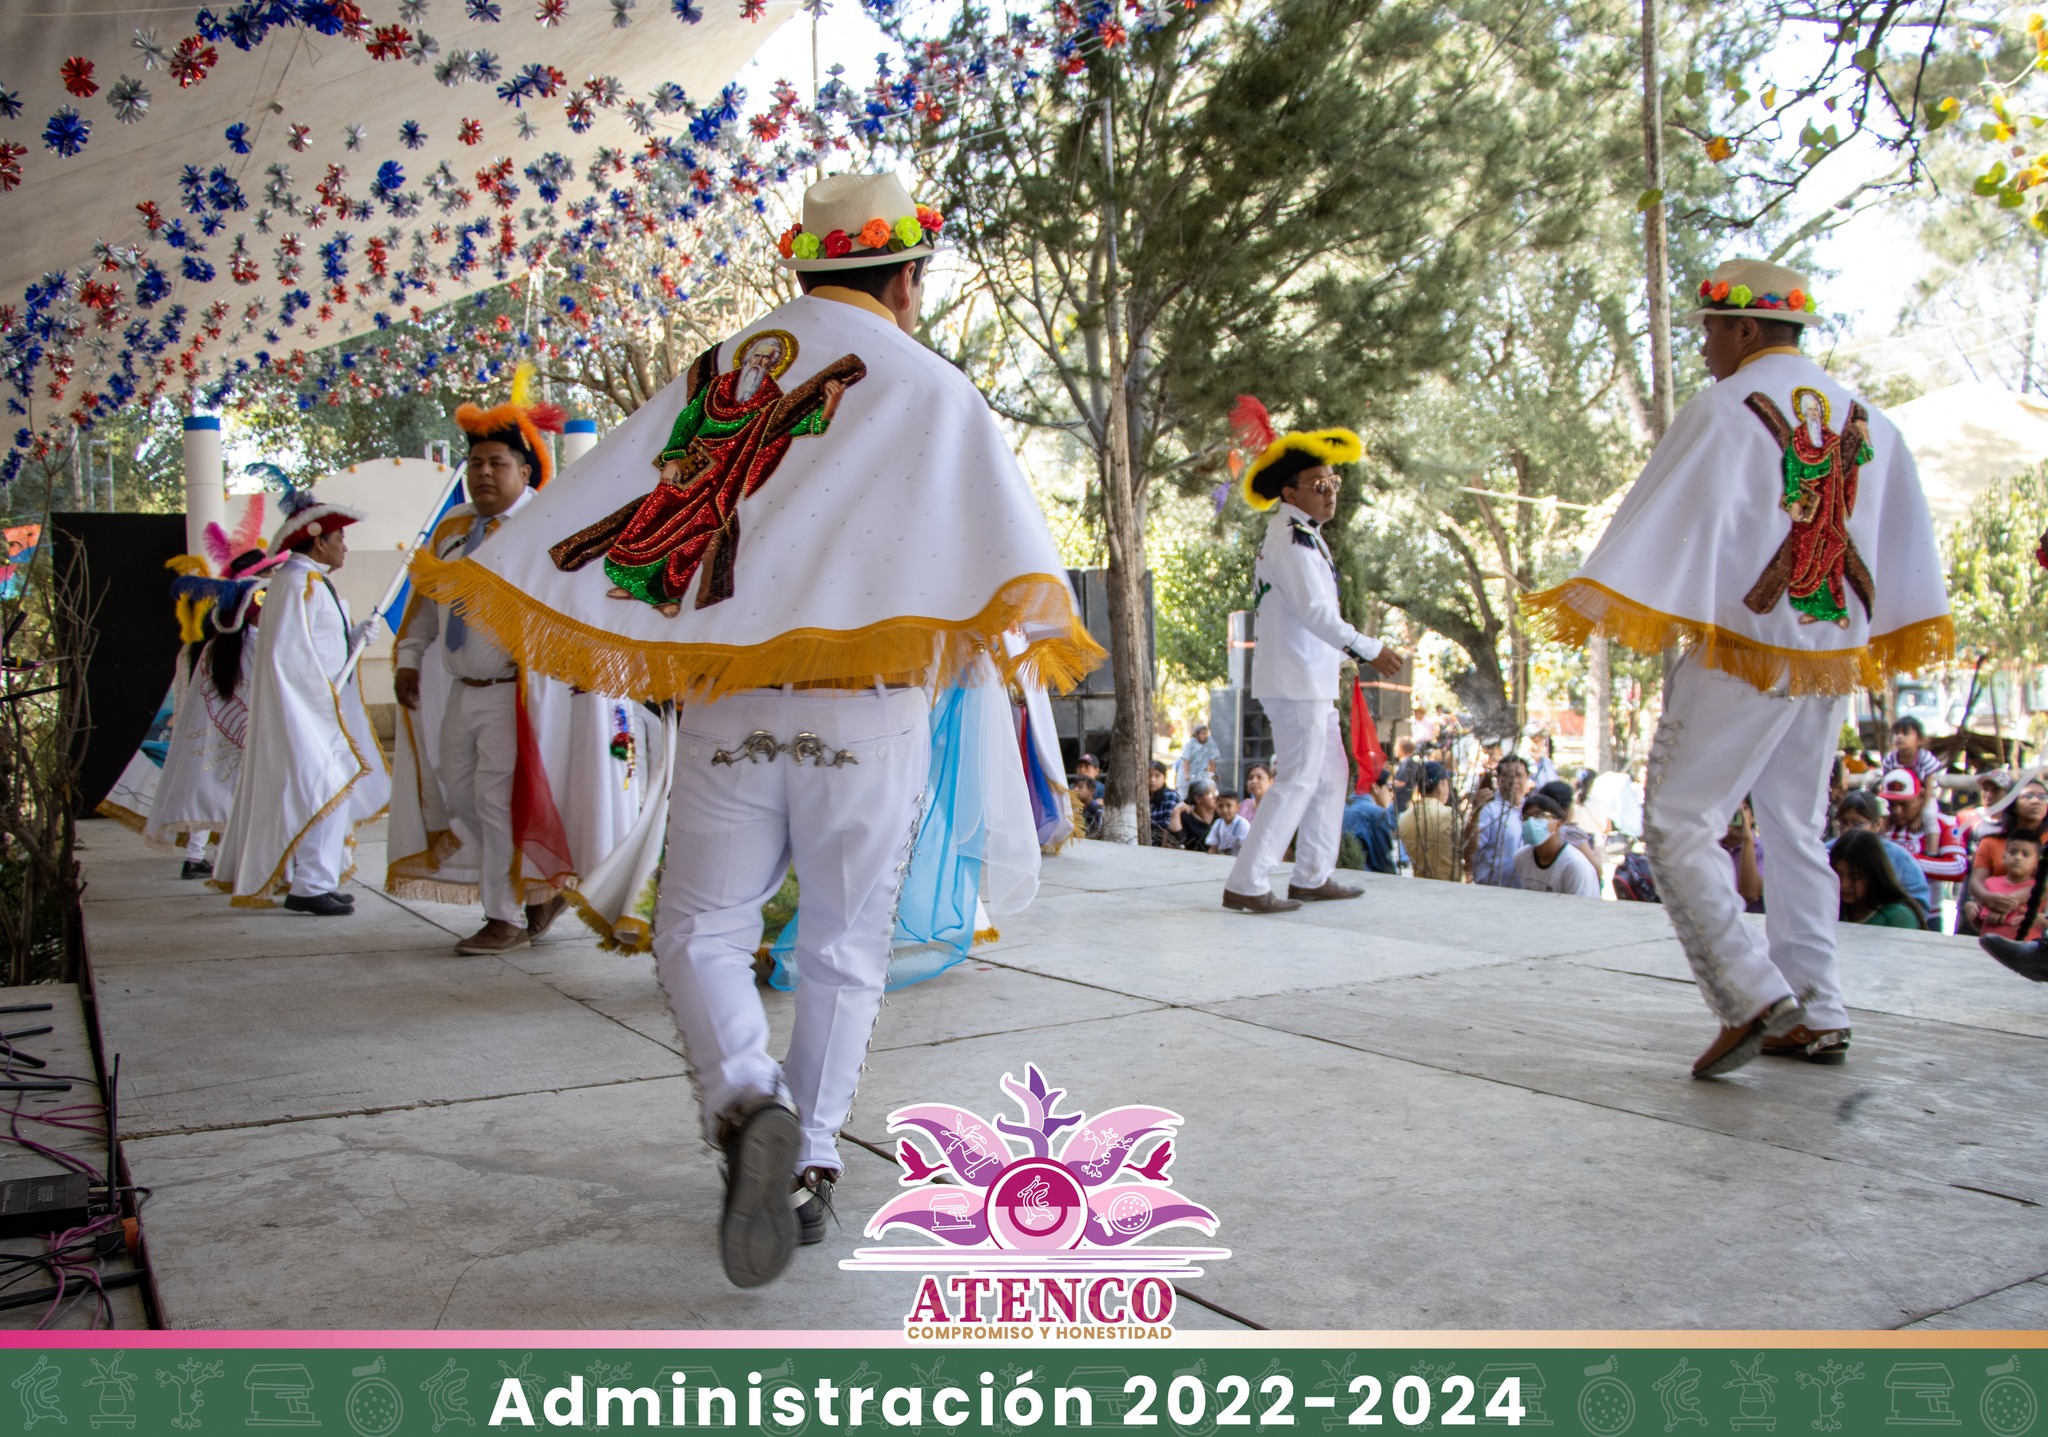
[562,886,653,954]
[1521,578,1955,696]
[409,553,1106,703]
[94,799,149,835]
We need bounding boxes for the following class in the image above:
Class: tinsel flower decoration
[43,107,91,158]
[0,141,24,192]
[225,121,252,153]
[399,120,427,149]
[61,57,100,99]
[0,85,22,121]
[288,123,312,151]
[458,117,483,144]
[405,31,440,64]
[466,0,502,18]
[515,111,537,139]
[672,0,703,21]
[344,123,366,150]
[399,0,430,19]
[170,37,219,88]
[622,99,654,134]
[108,76,151,124]
[610,0,636,24]
[132,29,169,70]
[535,0,569,24]
[742,0,766,20]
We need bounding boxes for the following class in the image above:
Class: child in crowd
[1965,831,2046,943]
[1831,830,1927,929]
[1207,791,1251,856]
[1883,716,1944,793]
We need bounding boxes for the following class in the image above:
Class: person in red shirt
[1876,769,1965,931]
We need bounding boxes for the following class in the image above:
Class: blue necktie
[442,517,494,652]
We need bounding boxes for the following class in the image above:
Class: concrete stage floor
[81,817,2048,1332]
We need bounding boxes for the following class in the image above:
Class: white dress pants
[1226,698,1345,897]
[184,830,210,863]
[287,802,351,897]
[439,681,522,925]
[654,687,930,1173]
[1645,656,1849,1031]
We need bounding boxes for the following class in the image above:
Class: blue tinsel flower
[399,120,426,149]
[225,121,252,154]
[0,88,23,122]
[466,0,502,19]
[671,0,702,20]
[182,255,218,283]
[42,107,90,158]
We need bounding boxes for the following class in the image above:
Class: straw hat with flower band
[1686,258,1822,326]
[776,171,943,272]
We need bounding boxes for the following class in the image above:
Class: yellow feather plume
[510,360,537,412]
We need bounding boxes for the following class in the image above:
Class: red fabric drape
[512,681,574,886]
[1350,677,1386,793]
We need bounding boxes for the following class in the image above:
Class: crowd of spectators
[1060,711,2048,959]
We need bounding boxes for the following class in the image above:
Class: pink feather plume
[1229,394,1276,453]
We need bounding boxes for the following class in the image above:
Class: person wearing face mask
[1511,793,1601,897]
[1218,396,1405,914]
[1522,259,1951,1077]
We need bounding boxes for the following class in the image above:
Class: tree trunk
[1641,0,1680,692]
[1095,88,1150,844]
[1586,637,1612,772]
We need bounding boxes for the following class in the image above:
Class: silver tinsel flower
[132,29,168,70]
[434,52,473,86]
[406,31,440,64]
[800,0,828,15]
[398,0,430,19]
[470,49,502,84]
[587,74,622,106]
[610,0,635,24]
[621,100,654,135]
[108,75,150,124]
[515,111,537,139]
[344,123,366,150]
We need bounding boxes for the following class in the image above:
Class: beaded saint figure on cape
[550,330,865,614]
[1742,386,1873,628]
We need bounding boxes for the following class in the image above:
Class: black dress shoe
[282,891,355,917]
[793,1167,837,1246]
[1981,935,2048,982]
[717,1097,801,1288]
[180,859,213,880]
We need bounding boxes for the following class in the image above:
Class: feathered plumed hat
[454,362,566,489]
[1229,395,1364,512]
[263,464,365,556]
[166,495,284,642]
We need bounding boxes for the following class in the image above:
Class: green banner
[4,1344,2043,1435]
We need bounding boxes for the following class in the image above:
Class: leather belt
[459,675,519,688]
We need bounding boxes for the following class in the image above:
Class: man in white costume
[393,368,573,955]
[214,487,391,915]
[1525,259,1952,1077]
[1221,396,1404,915]
[411,173,1101,1288]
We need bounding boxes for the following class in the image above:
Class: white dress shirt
[1250,501,1381,702]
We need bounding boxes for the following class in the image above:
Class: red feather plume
[1229,394,1276,453]
[527,401,567,436]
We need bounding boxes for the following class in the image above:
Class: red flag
[511,680,575,888]
[1350,676,1386,793]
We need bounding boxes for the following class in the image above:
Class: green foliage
[1152,502,1257,688]
[1945,463,2048,672]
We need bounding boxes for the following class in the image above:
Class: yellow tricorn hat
[1230,395,1364,512]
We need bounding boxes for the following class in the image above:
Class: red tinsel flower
[170,37,219,88]
[1098,21,1127,46]
[742,0,767,18]
[458,118,483,145]
[366,24,411,60]
[750,114,781,141]
[1,141,28,192]
[60,57,99,99]
[136,199,165,231]
[535,0,569,24]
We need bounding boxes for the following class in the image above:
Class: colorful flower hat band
[1695,279,1817,315]
[779,204,945,262]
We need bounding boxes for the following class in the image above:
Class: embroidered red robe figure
[1742,384,1875,629]
[549,329,865,615]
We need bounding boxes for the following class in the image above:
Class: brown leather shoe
[1762,1025,1850,1064]
[455,918,532,955]
[1288,880,1364,902]
[1692,996,1803,1079]
[1222,889,1304,914]
[526,894,568,938]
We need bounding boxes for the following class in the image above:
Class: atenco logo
[840,1066,1228,1337]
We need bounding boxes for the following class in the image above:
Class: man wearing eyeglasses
[1222,399,1405,914]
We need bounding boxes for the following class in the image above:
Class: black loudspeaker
[1067,568,1155,694]
[53,514,188,817]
